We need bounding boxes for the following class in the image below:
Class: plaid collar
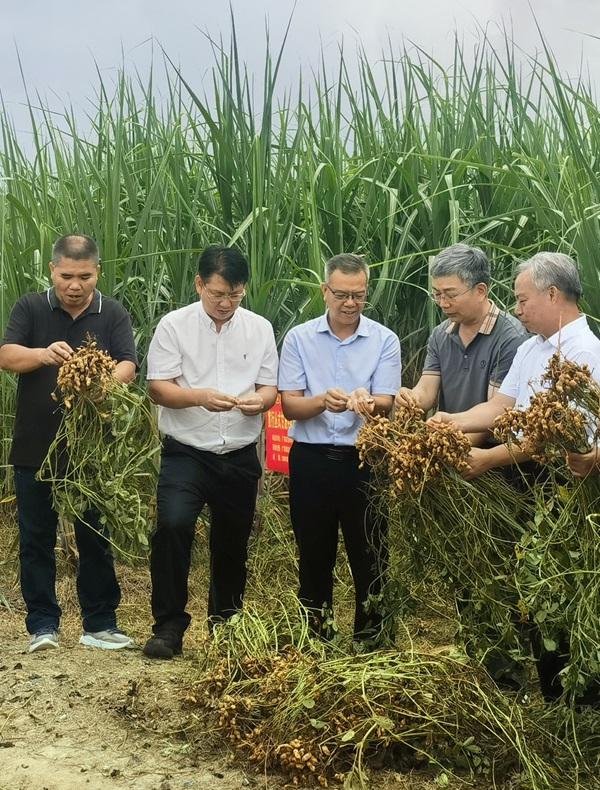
[444,300,500,336]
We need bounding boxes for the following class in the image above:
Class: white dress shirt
[147,301,278,453]
[499,315,600,409]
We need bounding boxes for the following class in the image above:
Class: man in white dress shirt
[432,252,600,478]
[143,245,278,658]
[431,251,600,700]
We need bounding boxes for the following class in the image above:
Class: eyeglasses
[429,285,474,303]
[324,283,367,302]
[201,284,246,304]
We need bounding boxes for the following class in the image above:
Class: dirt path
[0,610,284,790]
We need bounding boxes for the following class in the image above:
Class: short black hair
[52,234,99,265]
[197,245,249,286]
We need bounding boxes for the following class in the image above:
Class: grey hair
[516,252,583,302]
[324,253,370,283]
[429,243,490,288]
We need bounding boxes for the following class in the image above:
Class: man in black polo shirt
[0,234,138,653]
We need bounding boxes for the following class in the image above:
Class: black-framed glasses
[201,283,246,304]
[429,285,474,304]
[324,282,367,302]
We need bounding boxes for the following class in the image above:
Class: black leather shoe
[143,632,183,659]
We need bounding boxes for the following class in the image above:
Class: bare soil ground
[0,574,281,790]
[0,512,445,790]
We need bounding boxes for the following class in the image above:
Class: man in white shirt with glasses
[143,245,278,658]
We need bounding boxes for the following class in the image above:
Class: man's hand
[113,360,136,384]
[322,387,350,413]
[347,387,375,415]
[197,389,239,412]
[236,393,265,416]
[395,387,419,409]
[461,447,494,480]
[566,447,600,478]
[427,411,454,427]
[40,341,73,366]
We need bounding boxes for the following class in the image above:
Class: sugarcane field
[4,10,600,790]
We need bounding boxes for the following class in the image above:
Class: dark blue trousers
[14,466,121,634]
[149,436,262,635]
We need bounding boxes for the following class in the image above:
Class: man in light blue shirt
[278,253,401,643]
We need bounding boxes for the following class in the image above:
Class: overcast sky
[2,0,600,134]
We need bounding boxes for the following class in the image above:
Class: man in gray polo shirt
[396,244,527,445]
[396,243,528,688]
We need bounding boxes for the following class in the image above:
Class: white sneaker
[79,628,134,650]
[29,630,59,653]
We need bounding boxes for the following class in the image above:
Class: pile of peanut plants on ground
[176,607,600,789]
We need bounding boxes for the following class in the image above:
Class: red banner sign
[265,395,292,474]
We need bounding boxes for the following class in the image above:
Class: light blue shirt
[499,314,600,408]
[278,313,401,445]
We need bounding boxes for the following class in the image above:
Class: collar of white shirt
[537,313,586,348]
[197,299,239,332]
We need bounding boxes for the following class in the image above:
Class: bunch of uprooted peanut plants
[494,350,600,463]
[368,353,600,703]
[356,403,472,495]
[38,336,159,560]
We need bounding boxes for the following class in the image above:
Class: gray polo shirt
[423,301,528,412]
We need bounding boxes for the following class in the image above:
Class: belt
[300,442,359,461]
[218,442,257,458]
[164,436,256,458]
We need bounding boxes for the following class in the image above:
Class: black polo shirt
[1,288,138,468]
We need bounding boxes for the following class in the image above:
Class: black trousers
[288,441,386,640]
[150,436,262,635]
